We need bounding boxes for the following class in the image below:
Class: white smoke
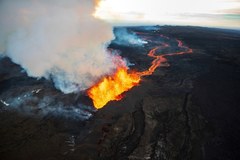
[1,92,93,120]
[0,0,119,93]
[113,28,147,46]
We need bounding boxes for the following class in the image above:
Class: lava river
[87,33,193,109]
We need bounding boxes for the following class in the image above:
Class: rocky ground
[0,26,240,160]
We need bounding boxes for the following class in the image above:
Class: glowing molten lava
[88,34,192,109]
[138,43,169,76]
[87,67,140,109]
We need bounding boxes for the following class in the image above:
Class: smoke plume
[0,0,119,93]
[113,27,147,46]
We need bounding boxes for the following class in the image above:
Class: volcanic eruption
[87,32,193,109]
[0,0,193,110]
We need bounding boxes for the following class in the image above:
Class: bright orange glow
[94,0,100,6]
[93,0,102,18]
[87,34,193,109]
[87,67,140,109]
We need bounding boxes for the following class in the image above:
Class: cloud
[95,0,240,28]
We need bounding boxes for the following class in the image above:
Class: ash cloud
[0,0,118,93]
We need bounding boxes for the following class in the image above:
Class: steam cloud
[113,28,147,46]
[0,0,119,93]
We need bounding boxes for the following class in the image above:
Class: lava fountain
[87,34,193,109]
[87,67,140,109]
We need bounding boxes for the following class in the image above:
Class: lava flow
[138,43,169,76]
[87,34,193,109]
[87,67,140,109]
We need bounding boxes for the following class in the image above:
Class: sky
[95,0,240,29]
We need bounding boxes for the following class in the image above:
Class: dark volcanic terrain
[1,26,240,160]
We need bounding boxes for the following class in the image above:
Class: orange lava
[87,34,193,109]
[87,67,140,109]
[138,43,169,76]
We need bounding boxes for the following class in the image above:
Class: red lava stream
[138,38,193,76]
